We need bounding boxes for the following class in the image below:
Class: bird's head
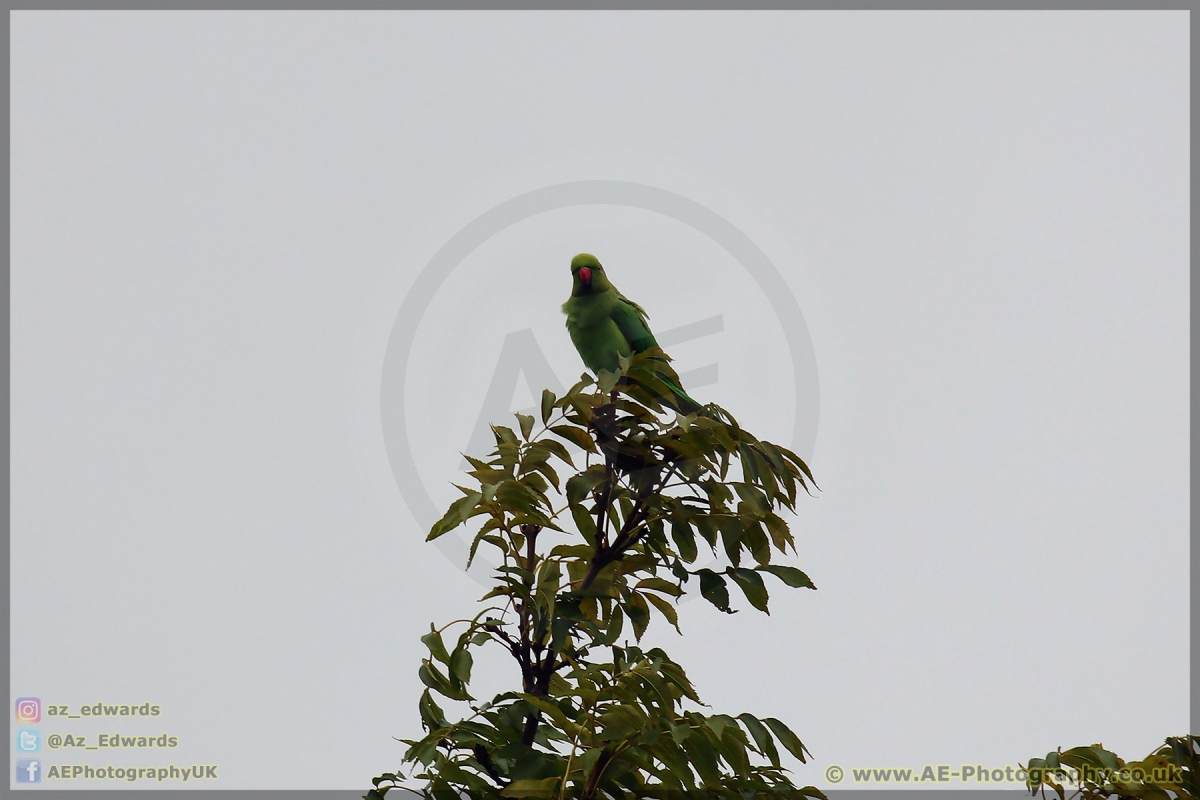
[570,253,610,295]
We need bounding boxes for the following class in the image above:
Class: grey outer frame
[3,5,1195,800]
[378,180,820,569]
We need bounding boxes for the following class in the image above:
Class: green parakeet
[562,253,702,414]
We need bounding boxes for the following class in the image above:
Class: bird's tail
[620,347,707,416]
[660,374,703,415]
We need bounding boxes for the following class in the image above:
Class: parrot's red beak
[578,267,593,285]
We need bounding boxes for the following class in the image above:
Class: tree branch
[521,711,541,746]
[578,459,678,591]
[582,747,619,800]
[518,522,546,744]
[523,523,540,573]
[472,744,506,786]
[487,623,521,660]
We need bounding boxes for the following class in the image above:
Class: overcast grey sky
[10,10,1188,791]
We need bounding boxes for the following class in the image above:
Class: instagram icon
[15,698,40,723]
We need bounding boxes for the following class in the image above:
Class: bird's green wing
[611,296,658,353]
[610,295,702,414]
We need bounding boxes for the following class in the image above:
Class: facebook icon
[16,758,40,783]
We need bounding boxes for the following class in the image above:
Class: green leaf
[697,569,733,614]
[520,695,574,732]
[718,516,744,567]
[418,689,446,730]
[761,564,817,589]
[418,660,471,701]
[492,425,519,447]
[671,518,698,563]
[420,626,450,664]
[564,392,595,422]
[694,516,718,548]
[549,543,593,559]
[515,412,535,441]
[743,520,771,566]
[566,464,608,506]
[737,713,780,768]
[657,656,702,704]
[680,725,722,785]
[706,713,735,740]
[734,482,770,516]
[550,617,571,654]
[500,777,559,798]
[449,646,473,684]
[718,724,753,776]
[494,479,546,514]
[738,442,761,483]
[427,491,483,541]
[764,717,810,763]
[570,503,598,543]
[520,470,550,497]
[643,591,681,634]
[635,578,682,599]
[668,720,691,744]
[729,567,770,614]
[784,447,817,486]
[596,700,641,738]
[763,513,794,553]
[702,479,734,507]
[549,424,599,454]
[626,590,651,641]
[536,559,562,590]
[577,747,604,780]
[532,460,561,492]
[533,437,575,468]
[540,389,556,424]
[602,603,625,644]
